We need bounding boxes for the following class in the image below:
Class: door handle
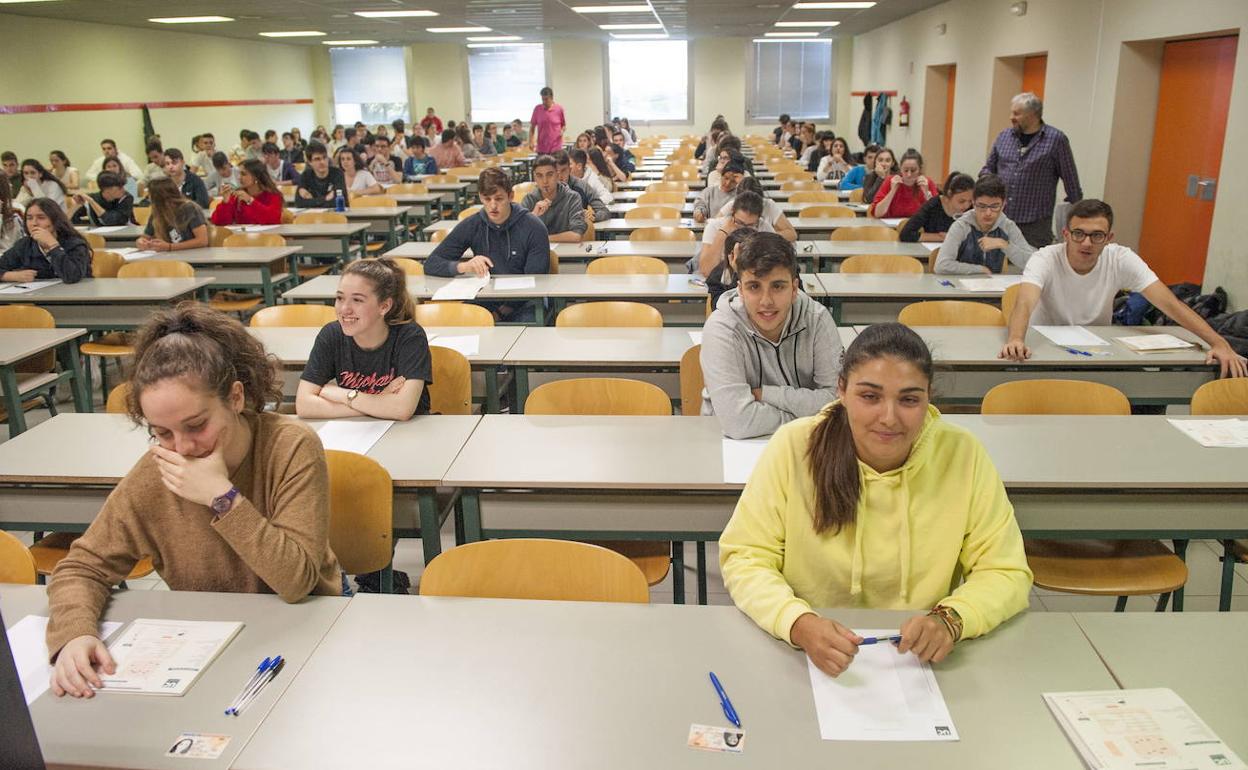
[1185,175,1217,201]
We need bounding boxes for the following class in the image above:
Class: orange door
[941,65,956,180]
[1021,54,1047,99]
[1139,36,1237,284]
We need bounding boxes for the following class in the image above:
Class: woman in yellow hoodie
[720,322,1032,677]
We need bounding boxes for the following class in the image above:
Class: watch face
[212,489,235,514]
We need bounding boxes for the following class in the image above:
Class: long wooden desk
[0,328,90,436]
[0,277,215,330]
[816,273,1010,323]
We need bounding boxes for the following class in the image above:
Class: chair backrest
[0,305,55,373]
[548,248,560,274]
[414,301,494,326]
[898,300,1005,326]
[294,211,348,224]
[428,345,472,415]
[1190,379,1248,415]
[637,191,685,205]
[840,254,925,274]
[249,304,338,327]
[223,232,287,248]
[629,226,696,242]
[780,180,822,192]
[666,147,695,161]
[646,181,689,194]
[680,344,703,416]
[847,188,865,203]
[624,205,680,222]
[663,166,700,182]
[981,380,1131,416]
[386,183,428,194]
[132,206,151,225]
[105,382,130,414]
[390,257,424,276]
[586,256,668,275]
[325,450,393,575]
[352,195,398,207]
[422,175,456,185]
[0,531,36,585]
[280,208,296,224]
[555,301,662,328]
[524,377,672,416]
[798,205,857,219]
[117,259,195,278]
[82,232,106,250]
[458,205,483,221]
[830,225,899,242]
[207,223,232,246]
[1000,281,1020,322]
[511,182,535,203]
[774,171,814,182]
[91,250,125,278]
[419,539,650,603]
[927,245,940,273]
[787,191,840,204]
[429,228,450,243]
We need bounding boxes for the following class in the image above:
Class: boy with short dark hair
[70,173,135,226]
[935,174,1033,275]
[521,154,586,243]
[403,137,439,179]
[3,152,20,197]
[293,142,348,208]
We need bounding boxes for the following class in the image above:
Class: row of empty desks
[0,278,214,329]
[83,223,368,267]
[0,328,91,436]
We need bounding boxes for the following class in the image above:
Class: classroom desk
[1073,612,1248,758]
[248,325,522,413]
[620,179,707,191]
[609,200,871,218]
[612,189,699,202]
[2,584,349,770]
[233,597,1113,769]
[405,180,471,212]
[299,206,412,250]
[0,328,90,436]
[0,277,216,330]
[0,412,482,564]
[766,188,853,201]
[153,246,300,307]
[815,273,1010,323]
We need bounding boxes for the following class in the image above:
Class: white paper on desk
[1117,333,1196,352]
[428,334,480,357]
[7,615,123,705]
[120,250,159,262]
[0,279,63,294]
[921,242,942,252]
[493,276,536,291]
[1032,326,1111,347]
[317,419,394,454]
[241,224,280,232]
[688,331,703,345]
[880,218,905,227]
[87,225,126,234]
[722,438,768,484]
[100,618,242,696]
[956,275,1022,292]
[1167,418,1248,448]
[431,276,489,301]
[808,631,958,742]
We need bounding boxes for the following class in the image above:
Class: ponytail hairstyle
[342,258,416,325]
[899,147,924,171]
[806,322,934,534]
[126,302,281,424]
[941,171,975,197]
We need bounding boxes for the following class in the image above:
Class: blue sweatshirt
[424,204,550,277]
[404,155,439,179]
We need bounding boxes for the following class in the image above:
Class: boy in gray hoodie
[521,154,587,243]
[935,174,1034,275]
[700,232,843,439]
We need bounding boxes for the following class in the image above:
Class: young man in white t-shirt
[1000,199,1246,377]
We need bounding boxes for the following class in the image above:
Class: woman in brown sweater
[48,303,343,698]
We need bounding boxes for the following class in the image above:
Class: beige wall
[0,14,320,174]
[847,0,1248,303]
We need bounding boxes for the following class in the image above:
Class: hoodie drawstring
[848,467,914,603]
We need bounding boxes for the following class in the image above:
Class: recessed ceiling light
[467,35,521,41]
[149,15,234,23]
[765,31,819,36]
[753,38,820,42]
[599,23,663,30]
[774,20,841,26]
[793,2,876,8]
[322,39,379,45]
[755,3,781,7]
[259,30,326,37]
[572,4,653,11]
[353,9,437,18]
[427,26,490,32]
[611,33,670,39]
[0,0,63,4]
[465,42,539,48]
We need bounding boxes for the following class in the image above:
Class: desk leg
[695,541,707,605]
[484,366,501,414]
[1219,540,1237,611]
[512,367,530,414]
[1172,539,1188,612]
[261,265,275,307]
[671,541,685,604]
[828,298,842,324]
[418,490,442,565]
[0,365,27,437]
[460,490,483,542]
[57,340,92,414]
[341,235,353,266]
[385,216,399,251]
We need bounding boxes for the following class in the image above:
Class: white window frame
[746,39,836,123]
[329,46,410,127]
[464,44,552,126]
[602,39,693,126]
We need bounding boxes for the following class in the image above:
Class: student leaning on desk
[46,304,343,698]
[720,323,1032,677]
[1000,198,1248,378]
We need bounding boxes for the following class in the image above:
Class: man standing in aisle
[981,92,1082,249]
[529,87,566,156]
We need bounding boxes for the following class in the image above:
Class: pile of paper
[1117,333,1196,352]
[101,618,243,696]
[317,419,395,454]
[1168,418,1248,448]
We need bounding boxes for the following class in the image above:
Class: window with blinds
[608,40,689,122]
[329,47,409,125]
[468,44,549,124]
[748,40,834,121]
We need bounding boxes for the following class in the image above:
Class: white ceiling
[0,0,949,44]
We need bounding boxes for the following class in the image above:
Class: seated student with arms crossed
[935,174,1033,275]
[521,154,587,244]
[700,232,843,440]
[137,178,209,253]
[1000,199,1247,378]
[1,197,91,284]
[70,172,134,227]
[47,304,343,697]
[294,142,347,209]
[900,172,974,243]
[720,323,1032,676]
[209,160,283,226]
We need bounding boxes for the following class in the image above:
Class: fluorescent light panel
[572,4,653,11]
[466,42,539,48]
[353,9,437,17]
[765,31,819,36]
[611,33,669,39]
[599,23,662,29]
[792,2,876,8]
[467,35,521,41]
[0,0,64,3]
[774,20,841,26]
[260,30,326,37]
[427,26,490,32]
[323,39,378,45]
[753,38,825,42]
[149,15,234,23]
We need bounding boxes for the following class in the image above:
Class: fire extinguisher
[898,97,910,127]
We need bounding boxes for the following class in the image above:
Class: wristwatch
[346,389,360,406]
[210,486,239,517]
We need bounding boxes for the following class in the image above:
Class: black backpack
[1209,310,1248,357]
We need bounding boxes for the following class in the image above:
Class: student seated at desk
[700,232,842,439]
[261,143,299,186]
[48,150,80,192]
[1000,198,1248,377]
[0,181,23,252]
[336,147,382,196]
[368,135,402,185]
[839,144,877,192]
[0,198,91,283]
[16,159,67,211]
[720,323,1032,675]
[137,178,209,253]
[162,148,211,208]
[716,177,797,244]
[209,160,283,226]
[706,225,757,310]
[815,136,853,181]
[900,172,974,244]
[297,258,431,420]
[555,149,609,224]
[205,152,239,199]
[430,129,467,170]
[403,136,439,179]
[935,174,1033,275]
[69,172,134,227]
[84,138,143,182]
[693,156,744,224]
[569,149,613,207]
[47,304,344,697]
[294,142,347,209]
[697,191,765,277]
[280,132,305,165]
[869,148,938,219]
[521,155,587,244]
[860,146,896,205]
[3,151,20,198]
[192,133,216,176]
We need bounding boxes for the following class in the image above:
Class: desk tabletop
[161,246,301,265]
[284,273,710,301]
[0,328,86,365]
[899,325,1213,368]
[809,241,932,257]
[0,277,214,304]
[505,326,701,366]
[249,325,523,366]
[815,273,1012,299]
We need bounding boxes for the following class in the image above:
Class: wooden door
[1139,36,1237,284]
[941,65,956,180]
[1021,54,1047,99]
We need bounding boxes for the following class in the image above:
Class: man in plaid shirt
[981,92,1082,249]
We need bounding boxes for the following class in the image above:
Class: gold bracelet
[928,605,963,643]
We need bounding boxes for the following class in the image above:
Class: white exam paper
[88,226,126,234]
[431,276,489,301]
[956,275,1022,292]
[101,618,242,695]
[120,250,159,262]
[688,331,703,345]
[1168,418,1248,448]
[880,218,905,227]
[808,630,958,742]
[0,279,63,294]
[493,276,536,291]
[316,419,395,454]
[7,615,123,705]
[429,334,480,357]
[722,438,768,484]
[1117,333,1196,352]
[921,242,942,253]
[1032,326,1111,347]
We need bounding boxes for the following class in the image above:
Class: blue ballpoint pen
[708,672,741,729]
[226,657,273,715]
[859,634,903,645]
[1063,347,1093,357]
[938,280,954,287]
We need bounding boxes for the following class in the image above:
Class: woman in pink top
[529,87,566,155]
[870,148,939,219]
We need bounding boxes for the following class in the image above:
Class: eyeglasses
[730,216,756,228]
[973,202,1002,212]
[1069,229,1109,244]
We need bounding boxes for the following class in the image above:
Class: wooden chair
[117,259,194,278]
[390,257,424,276]
[680,344,703,416]
[787,191,840,204]
[91,250,125,278]
[219,234,285,313]
[132,206,151,225]
[774,171,814,182]
[981,380,1188,611]
[325,450,397,592]
[663,166,700,183]
[387,183,428,195]
[223,232,286,248]
[898,300,1005,326]
[927,245,940,273]
[630,226,696,243]
[352,195,398,207]
[586,256,667,275]
[419,539,650,603]
[831,225,899,242]
[645,181,689,194]
[294,211,348,225]
[0,305,62,427]
[1,531,37,584]
[429,229,450,243]
[666,148,695,162]
[511,182,535,203]
[1001,281,1020,322]
[458,205,482,221]
[83,232,106,250]
[249,304,337,327]
[1190,379,1248,415]
[280,208,296,224]
[207,224,232,246]
[847,188,865,203]
[105,382,130,414]
[840,254,925,274]
[548,248,560,275]
[780,180,822,192]
[415,301,494,326]
[624,205,680,222]
[556,301,662,328]
[420,175,456,185]
[798,205,857,218]
[637,191,685,205]
[428,345,471,415]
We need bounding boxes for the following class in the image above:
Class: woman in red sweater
[210,159,284,225]
[869,148,938,219]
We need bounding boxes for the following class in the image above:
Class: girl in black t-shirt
[296,258,432,420]
[139,178,209,252]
